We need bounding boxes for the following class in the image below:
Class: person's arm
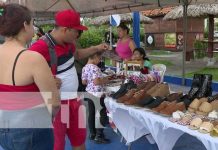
[74,43,109,60]
[92,65,109,85]
[82,80,87,85]
[93,77,109,85]
[129,40,136,52]
[30,51,60,119]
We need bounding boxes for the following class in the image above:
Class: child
[82,52,110,144]
[132,47,152,74]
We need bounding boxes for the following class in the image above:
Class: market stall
[105,97,218,150]
[103,73,217,150]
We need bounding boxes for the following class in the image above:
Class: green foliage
[40,24,54,33]
[140,27,145,42]
[193,40,207,59]
[78,26,106,48]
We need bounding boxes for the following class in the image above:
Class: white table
[105,97,218,150]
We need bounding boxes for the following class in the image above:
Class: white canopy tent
[3,0,218,17]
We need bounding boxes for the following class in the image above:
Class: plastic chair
[152,64,166,83]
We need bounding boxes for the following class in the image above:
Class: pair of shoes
[196,74,212,98]
[89,134,96,140]
[159,102,186,116]
[145,97,165,109]
[111,80,136,99]
[188,98,207,113]
[189,99,213,116]
[94,135,110,144]
[188,74,213,100]
[147,83,170,98]
[166,92,183,102]
[152,101,171,112]
[117,89,137,103]
[187,74,202,100]
[139,81,156,91]
[124,89,150,105]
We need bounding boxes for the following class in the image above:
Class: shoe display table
[105,97,218,150]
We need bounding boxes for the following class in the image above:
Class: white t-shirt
[56,57,78,100]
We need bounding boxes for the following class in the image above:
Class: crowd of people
[0,3,151,150]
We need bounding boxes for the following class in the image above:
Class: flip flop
[189,118,203,130]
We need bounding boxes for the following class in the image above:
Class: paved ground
[148,51,218,76]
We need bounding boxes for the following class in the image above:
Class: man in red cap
[30,9,109,150]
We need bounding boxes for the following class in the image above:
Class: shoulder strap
[12,49,27,86]
[40,33,57,74]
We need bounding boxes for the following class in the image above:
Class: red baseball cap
[55,9,88,30]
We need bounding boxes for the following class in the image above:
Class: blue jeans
[0,128,54,150]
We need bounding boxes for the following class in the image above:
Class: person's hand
[54,77,62,89]
[103,77,110,84]
[94,43,109,52]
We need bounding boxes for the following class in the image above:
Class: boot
[205,74,213,97]
[187,74,202,100]
[196,74,212,98]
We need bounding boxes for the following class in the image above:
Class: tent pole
[182,0,188,85]
[133,11,140,48]
[110,15,112,48]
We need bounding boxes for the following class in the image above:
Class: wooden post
[208,15,214,58]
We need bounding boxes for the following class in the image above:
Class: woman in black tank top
[0,4,60,150]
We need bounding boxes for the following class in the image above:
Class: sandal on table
[210,124,218,137]
[199,122,214,134]
[189,118,203,130]
[188,98,201,113]
[196,101,213,116]
[169,111,185,123]
[177,114,193,126]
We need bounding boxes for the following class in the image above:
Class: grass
[148,51,173,56]
[150,59,174,67]
[185,67,218,81]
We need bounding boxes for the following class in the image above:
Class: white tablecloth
[105,97,218,150]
